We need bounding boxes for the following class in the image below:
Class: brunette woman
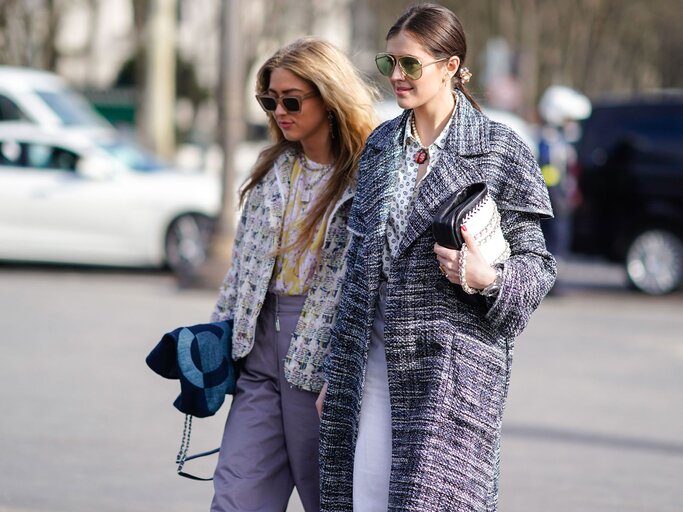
[210,37,377,512]
[318,5,556,512]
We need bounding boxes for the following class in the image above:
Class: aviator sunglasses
[375,53,449,80]
[255,91,319,113]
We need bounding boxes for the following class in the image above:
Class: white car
[0,125,220,274]
[0,65,112,133]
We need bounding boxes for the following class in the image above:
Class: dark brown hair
[387,3,481,111]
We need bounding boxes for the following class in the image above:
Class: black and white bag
[432,182,510,294]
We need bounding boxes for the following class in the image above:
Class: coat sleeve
[210,198,250,322]
[484,208,556,338]
[481,123,556,338]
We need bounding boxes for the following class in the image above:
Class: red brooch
[415,149,428,164]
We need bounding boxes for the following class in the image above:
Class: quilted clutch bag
[432,182,510,293]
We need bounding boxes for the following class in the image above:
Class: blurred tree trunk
[132,0,150,141]
[351,0,379,75]
[82,0,101,84]
[190,0,244,288]
[216,0,243,228]
[518,0,541,118]
[142,0,176,158]
[0,0,65,70]
[44,0,61,71]
[657,0,683,88]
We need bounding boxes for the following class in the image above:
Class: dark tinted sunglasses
[255,91,319,113]
[375,53,449,80]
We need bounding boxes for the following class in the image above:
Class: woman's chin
[395,96,416,110]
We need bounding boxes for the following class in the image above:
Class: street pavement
[0,258,681,512]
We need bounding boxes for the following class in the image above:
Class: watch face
[482,285,500,297]
[480,269,503,297]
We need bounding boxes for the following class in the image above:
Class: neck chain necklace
[410,94,457,165]
[298,154,331,203]
[299,153,333,173]
[410,114,430,164]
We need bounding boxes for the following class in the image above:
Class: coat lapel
[396,92,492,257]
[397,154,485,256]
[361,114,407,240]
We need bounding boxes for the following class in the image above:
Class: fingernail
[461,224,467,232]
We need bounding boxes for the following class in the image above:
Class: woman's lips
[394,85,412,97]
[278,120,294,130]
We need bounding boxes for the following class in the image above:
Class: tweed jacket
[211,149,353,392]
[319,91,556,512]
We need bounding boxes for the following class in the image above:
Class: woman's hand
[433,225,497,290]
[316,381,328,418]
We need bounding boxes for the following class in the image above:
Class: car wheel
[165,214,214,276]
[625,229,683,295]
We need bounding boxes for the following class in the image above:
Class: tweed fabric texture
[211,149,353,393]
[320,91,556,512]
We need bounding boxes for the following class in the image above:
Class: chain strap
[173,414,220,481]
[176,414,193,473]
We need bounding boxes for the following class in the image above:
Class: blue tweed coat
[319,92,556,512]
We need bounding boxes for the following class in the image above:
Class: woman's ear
[447,56,461,77]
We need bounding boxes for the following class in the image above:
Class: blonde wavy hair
[241,37,379,255]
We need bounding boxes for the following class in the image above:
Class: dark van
[572,93,683,294]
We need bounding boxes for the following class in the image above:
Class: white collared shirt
[382,104,457,276]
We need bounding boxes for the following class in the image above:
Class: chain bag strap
[175,414,220,481]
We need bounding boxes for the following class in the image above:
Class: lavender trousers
[211,293,320,512]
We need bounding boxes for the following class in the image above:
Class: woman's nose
[390,62,406,81]
[274,101,287,116]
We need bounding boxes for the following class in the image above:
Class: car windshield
[98,141,167,172]
[35,90,110,127]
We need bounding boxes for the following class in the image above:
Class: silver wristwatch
[479,267,503,298]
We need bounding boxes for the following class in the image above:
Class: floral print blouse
[270,154,334,295]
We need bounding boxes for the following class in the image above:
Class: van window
[0,95,28,122]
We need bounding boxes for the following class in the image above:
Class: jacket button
[435,282,445,292]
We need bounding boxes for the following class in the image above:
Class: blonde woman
[209,38,377,512]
